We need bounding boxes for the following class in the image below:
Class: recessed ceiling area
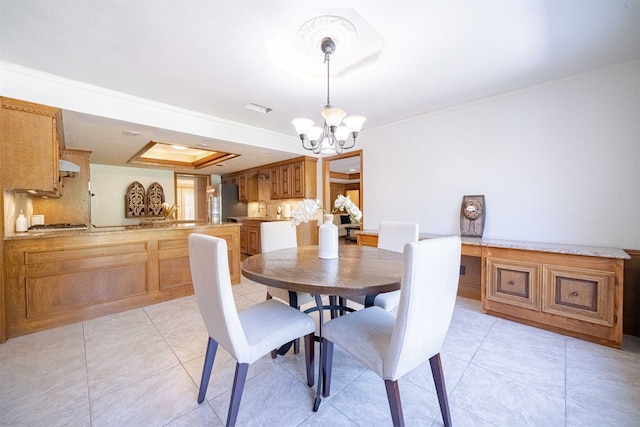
[128,141,239,170]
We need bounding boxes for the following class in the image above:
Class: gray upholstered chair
[322,236,461,427]
[347,221,419,311]
[188,233,316,427]
[261,221,315,355]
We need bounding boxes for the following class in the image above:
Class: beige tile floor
[1,276,639,427]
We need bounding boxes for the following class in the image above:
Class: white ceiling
[1,1,639,176]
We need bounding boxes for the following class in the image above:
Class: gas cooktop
[28,223,88,232]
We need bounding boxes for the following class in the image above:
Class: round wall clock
[463,200,483,220]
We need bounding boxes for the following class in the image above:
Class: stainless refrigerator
[206,184,248,223]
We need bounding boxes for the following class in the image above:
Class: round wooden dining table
[241,244,404,411]
[241,244,403,297]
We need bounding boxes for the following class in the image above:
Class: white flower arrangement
[291,195,362,226]
[332,195,363,223]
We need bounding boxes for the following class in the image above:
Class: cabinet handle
[571,291,579,297]
[508,280,515,285]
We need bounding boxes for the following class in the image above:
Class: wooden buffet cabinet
[2,224,240,341]
[357,231,628,348]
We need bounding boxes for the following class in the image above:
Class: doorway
[322,149,363,220]
[174,173,210,220]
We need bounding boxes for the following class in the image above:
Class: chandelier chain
[325,54,331,108]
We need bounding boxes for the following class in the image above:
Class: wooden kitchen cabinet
[483,247,623,347]
[224,156,317,201]
[3,224,240,339]
[270,164,294,199]
[222,172,258,202]
[1,97,63,196]
[239,219,318,255]
[246,221,261,255]
[290,160,306,198]
[269,157,317,199]
[269,165,283,199]
[239,224,248,254]
[222,175,237,186]
[238,172,258,202]
[238,220,261,255]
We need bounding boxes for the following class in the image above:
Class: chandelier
[291,37,366,154]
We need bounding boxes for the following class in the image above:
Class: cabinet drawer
[486,257,541,310]
[543,265,615,326]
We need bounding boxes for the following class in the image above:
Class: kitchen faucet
[258,200,268,217]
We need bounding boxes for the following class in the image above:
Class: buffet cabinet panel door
[542,265,616,326]
[486,257,542,311]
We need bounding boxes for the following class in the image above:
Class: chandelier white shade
[292,37,366,154]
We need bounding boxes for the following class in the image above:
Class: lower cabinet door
[542,265,615,326]
[247,226,260,255]
[486,257,542,311]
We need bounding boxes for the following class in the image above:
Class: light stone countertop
[357,230,630,259]
[5,222,239,240]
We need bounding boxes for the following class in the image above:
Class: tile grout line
[564,337,568,427]
[141,304,217,426]
[81,322,94,427]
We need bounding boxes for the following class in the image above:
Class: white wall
[90,164,175,226]
[363,61,640,249]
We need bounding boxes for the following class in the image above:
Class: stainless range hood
[59,159,80,178]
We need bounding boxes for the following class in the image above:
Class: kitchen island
[2,222,240,341]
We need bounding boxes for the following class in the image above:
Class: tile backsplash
[4,191,33,235]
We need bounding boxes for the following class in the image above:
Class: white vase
[318,214,339,259]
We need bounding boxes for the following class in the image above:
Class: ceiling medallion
[297,15,357,52]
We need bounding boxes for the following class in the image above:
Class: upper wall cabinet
[1,97,64,196]
[222,171,258,202]
[223,156,317,201]
[270,157,317,200]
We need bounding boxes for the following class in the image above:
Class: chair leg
[226,362,249,427]
[329,296,338,318]
[293,307,301,354]
[198,337,218,403]
[321,338,334,397]
[384,379,404,427]
[429,353,451,427]
[304,333,314,387]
